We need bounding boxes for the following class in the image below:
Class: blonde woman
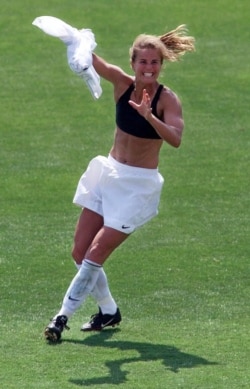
[45,25,195,341]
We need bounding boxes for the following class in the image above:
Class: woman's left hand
[128,89,152,120]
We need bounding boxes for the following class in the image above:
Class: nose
[144,63,153,71]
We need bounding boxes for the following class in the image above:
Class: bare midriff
[110,127,163,169]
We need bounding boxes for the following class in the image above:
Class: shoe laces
[52,315,70,330]
[89,310,103,326]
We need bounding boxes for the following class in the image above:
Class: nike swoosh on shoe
[101,318,116,328]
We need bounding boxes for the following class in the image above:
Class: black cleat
[81,308,121,331]
[44,315,69,342]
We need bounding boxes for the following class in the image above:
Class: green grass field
[0,0,249,388]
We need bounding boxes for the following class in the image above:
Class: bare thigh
[85,225,129,265]
[72,208,129,265]
[72,208,104,263]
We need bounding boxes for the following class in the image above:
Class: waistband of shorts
[108,154,159,176]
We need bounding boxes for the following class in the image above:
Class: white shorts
[73,155,164,234]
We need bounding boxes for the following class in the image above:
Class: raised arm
[92,53,133,96]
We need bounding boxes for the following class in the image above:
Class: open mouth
[143,72,153,77]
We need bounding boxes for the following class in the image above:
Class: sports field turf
[0,0,249,388]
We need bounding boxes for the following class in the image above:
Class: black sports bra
[116,83,163,139]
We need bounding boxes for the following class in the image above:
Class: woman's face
[131,48,162,84]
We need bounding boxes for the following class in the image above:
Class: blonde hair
[130,25,195,63]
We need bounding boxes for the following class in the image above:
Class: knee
[71,245,84,264]
[85,241,112,264]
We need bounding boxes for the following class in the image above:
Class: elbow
[168,136,182,148]
[163,137,181,148]
[162,126,183,148]
[174,138,182,148]
[172,129,183,148]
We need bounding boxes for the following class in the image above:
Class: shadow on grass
[63,329,218,386]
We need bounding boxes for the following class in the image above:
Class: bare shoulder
[160,85,181,106]
[157,85,182,118]
[114,74,134,102]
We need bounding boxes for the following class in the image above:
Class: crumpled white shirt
[32,16,102,99]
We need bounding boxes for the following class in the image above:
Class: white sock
[91,268,117,315]
[55,259,101,319]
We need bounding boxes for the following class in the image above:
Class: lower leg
[73,261,117,315]
[73,222,128,315]
[91,268,117,315]
[56,260,101,318]
[45,259,101,342]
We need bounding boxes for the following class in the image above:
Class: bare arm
[129,88,184,148]
[92,53,130,85]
